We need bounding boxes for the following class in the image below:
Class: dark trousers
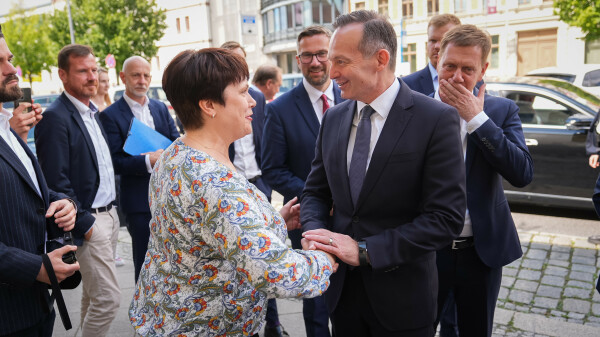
[126,212,152,282]
[289,228,331,337]
[435,245,502,337]
[266,298,280,327]
[331,269,433,337]
[439,291,459,337]
[1,310,54,337]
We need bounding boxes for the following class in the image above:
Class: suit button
[37,208,45,215]
[352,216,359,223]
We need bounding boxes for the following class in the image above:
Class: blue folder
[123,118,173,156]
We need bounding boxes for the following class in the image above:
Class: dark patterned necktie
[348,105,375,205]
[321,94,330,114]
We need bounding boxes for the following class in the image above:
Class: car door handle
[525,138,538,146]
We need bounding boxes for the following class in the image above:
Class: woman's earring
[212,113,215,119]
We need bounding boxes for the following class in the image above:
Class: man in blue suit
[0,26,80,337]
[262,26,343,337]
[35,44,121,337]
[402,14,461,96]
[433,25,534,336]
[300,11,466,336]
[100,56,179,282]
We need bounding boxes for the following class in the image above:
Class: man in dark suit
[35,44,121,337]
[433,25,534,336]
[262,26,343,337]
[0,26,79,337]
[402,14,461,96]
[99,56,179,282]
[300,11,467,336]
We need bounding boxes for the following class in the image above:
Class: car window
[506,92,572,126]
[582,69,600,87]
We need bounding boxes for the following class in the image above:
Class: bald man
[99,56,179,282]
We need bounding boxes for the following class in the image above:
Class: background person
[91,67,111,112]
[128,48,335,336]
[252,64,282,101]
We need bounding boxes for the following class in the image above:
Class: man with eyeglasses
[261,25,343,337]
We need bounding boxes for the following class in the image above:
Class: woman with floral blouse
[128,48,335,336]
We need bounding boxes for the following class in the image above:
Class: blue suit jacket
[228,87,271,198]
[402,65,435,96]
[300,79,467,330]
[262,81,343,203]
[593,175,600,293]
[465,94,534,268]
[99,97,179,214]
[0,129,68,334]
[35,93,102,244]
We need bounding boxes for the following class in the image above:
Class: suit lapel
[337,101,356,207]
[295,82,321,138]
[65,94,99,170]
[422,66,435,96]
[0,131,43,199]
[355,80,414,209]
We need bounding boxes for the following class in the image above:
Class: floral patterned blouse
[129,139,332,336]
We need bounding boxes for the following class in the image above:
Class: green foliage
[554,0,600,41]
[3,5,56,88]
[49,0,167,78]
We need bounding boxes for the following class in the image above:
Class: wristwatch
[357,240,370,267]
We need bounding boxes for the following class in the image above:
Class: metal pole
[66,0,75,44]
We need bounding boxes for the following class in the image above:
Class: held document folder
[123,117,173,156]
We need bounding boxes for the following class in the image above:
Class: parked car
[486,76,600,210]
[111,84,176,120]
[274,73,303,99]
[32,94,60,112]
[526,64,600,97]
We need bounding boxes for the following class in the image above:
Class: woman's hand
[279,196,301,231]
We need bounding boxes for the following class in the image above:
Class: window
[287,5,293,29]
[176,18,181,34]
[312,1,320,24]
[489,35,499,69]
[378,0,389,16]
[585,39,600,64]
[519,0,531,4]
[427,0,439,15]
[355,1,365,10]
[583,70,600,87]
[402,43,417,73]
[294,3,303,27]
[185,16,190,32]
[274,7,281,32]
[322,0,332,24]
[506,92,571,126]
[402,0,413,18]
[454,0,467,13]
[280,6,288,30]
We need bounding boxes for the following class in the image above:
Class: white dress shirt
[64,91,116,208]
[233,131,262,180]
[434,89,489,237]
[428,62,439,93]
[0,107,41,196]
[123,93,155,173]
[346,78,400,173]
[302,78,335,124]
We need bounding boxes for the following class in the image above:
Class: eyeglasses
[298,51,329,64]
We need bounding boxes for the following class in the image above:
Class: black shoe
[264,324,290,337]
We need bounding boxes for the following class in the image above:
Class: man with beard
[261,25,343,337]
[99,56,179,283]
[0,25,80,336]
[35,44,121,337]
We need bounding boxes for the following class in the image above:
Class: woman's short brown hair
[162,48,249,131]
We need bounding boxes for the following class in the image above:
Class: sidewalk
[52,229,600,337]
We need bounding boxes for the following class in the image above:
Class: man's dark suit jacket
[0,129,68,334]
[402,65,435,96]
[99,97,179,214]
[300,79,467,331]
[34,93,101,245]
[261,81,342,203]
[464,93,533,268]
[228,87,271,197]
[593,175,600,294]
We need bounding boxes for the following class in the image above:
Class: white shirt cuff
[466,111,489,134]
[145,154,152,173]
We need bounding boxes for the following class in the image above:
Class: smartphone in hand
[14,87,32,113]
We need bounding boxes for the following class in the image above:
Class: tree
[3,5,56,88]
[554,0,600,41]
[49,0,167,82]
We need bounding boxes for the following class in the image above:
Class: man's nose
[452,70,464,82]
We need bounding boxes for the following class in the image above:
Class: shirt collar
[123,92,149,109]
[64,91,97,116]
[0,107,13,120]
[302,78,334,104]
[428,62,438,82]
[356,77,400,120]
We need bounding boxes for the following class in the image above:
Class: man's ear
[478,61,489,82]
[375,49,390,71]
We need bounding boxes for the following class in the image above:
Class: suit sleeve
[0,242,42,287]
[470,98,534,187]
[586,111,600,156]
[262,103,307,199]
[98,111,148,176]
